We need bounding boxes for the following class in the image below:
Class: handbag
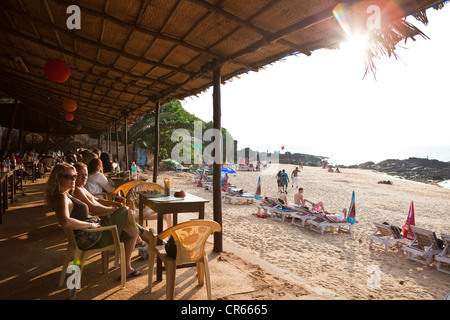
[165,235,177,259]
[74,217,102,250]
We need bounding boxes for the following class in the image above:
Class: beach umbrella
[162,158,180,168]
[255,176,261,199]
[25,133,44,144]
[346,191,356,224]
[221,166,236,174]
[402,201,415,240]
[197,164,206,187]
[222,173,228,191]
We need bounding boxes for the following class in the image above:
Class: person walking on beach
[276,170,282,193]
[291,167,300,188]
[280,169,290,193]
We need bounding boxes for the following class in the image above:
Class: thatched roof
[0,0,446,134]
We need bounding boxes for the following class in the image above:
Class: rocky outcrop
[350,157,450,182]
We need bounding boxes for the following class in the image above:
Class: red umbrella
[402,201,415,240]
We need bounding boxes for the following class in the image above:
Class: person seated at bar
[85,158,115,194]
[100,152,113,173]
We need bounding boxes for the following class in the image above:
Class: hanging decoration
[44,58,71,83]
[74,123,82,131]
[63,98,77,112]
[65,112,74,121]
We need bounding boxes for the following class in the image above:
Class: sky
[182,5,450,166]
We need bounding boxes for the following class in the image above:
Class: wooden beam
[153,102,160,183]
[4,100,18,151]
[212,62,222,253]
[124,115,129,172]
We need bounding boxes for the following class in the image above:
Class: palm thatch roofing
[0,0,446,134]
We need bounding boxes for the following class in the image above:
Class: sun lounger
[403,226,442,266]
[309,214,355,236]
[223,189,255,205]
[290,205,317,227]
[272,207,296,222]
[367,222,410,253]
[254,197,282,215]
[435,234,450,274]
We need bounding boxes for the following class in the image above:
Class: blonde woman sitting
[46,162,145,279]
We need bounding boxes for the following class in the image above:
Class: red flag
[402,201,415,240]
[281,146,285,150]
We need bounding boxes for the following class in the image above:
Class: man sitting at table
[86,158,115,194]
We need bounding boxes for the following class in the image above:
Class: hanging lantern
[44,58,71,83]
[65,112,74,121]
[74,123,82,131]
[63,98,77,112]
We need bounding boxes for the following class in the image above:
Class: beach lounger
[367,222,409,253]
[272,207,296,222]
[403,226,442,266]
[309,214,355,236]
[287,205,317,227]
[435,234,450,274]
[223,190,255,205]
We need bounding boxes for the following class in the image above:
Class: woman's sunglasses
[60,174,78,180]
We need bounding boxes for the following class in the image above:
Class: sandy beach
[165,164,449,300]
[0,164,448,301]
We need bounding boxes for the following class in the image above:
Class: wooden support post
[124,116,129,172]
[212,62,223,253]
[153,101,160,183]
[115,122,119,163]
[4,101,18,151]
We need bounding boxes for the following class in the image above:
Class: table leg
[156,212,164,281]
[138,194,144,226]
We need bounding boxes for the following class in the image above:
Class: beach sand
[164,164,449,300]
[0,165,448,300]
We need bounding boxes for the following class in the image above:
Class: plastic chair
[110,180,145,199]
[122,182,171,227]
[147,220,221,300]
[59,225,126,298]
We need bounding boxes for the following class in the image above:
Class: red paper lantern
[65,112,74,121]
[44,59,71,83]
[63,98,77,112]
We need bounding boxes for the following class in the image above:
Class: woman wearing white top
[86,158,115,194]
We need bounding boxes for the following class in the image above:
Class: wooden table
[138,191,209,281]
[0,173,7,223]
[0,171,15,223]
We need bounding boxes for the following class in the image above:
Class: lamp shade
[65,112,74,121]
[44,59,71,83]
[63,98,77,112]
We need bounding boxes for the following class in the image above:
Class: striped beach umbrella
[346,191,356,224]
[402,201,415,240]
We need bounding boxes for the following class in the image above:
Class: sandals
[126,269,143,280]
[135,241,146,248]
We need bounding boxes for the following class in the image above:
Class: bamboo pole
[212,62,223,253]
[153,101,160,183]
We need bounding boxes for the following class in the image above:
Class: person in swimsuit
[71,162,150,245]
[45,162,143,279]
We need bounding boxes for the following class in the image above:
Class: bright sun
[341,34,370,57]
